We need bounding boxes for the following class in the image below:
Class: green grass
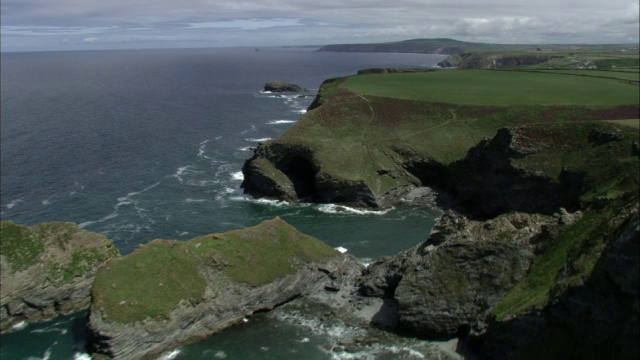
[1,221,119,283]
[91,217,339,324]
[190,217,338,286]
[603,119,640,128]
[341,70,639,106]
[251,69,638,206]
[0,221,45,272]
[49,247,119,284]
[92,240,206,324]
[528,69,640,82]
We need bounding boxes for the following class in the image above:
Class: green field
[529,69,640,82]
[342,70,640,106]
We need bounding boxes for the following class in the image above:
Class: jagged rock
[86,218,363,359]
[359,212,560,337]
[475,201,639,359]
[447,127,578,219]
[263,81,304,92]
[0,221,119,332]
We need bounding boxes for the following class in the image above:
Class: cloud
[1,0,638,51]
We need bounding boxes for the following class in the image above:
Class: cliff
[0,221,120,332]
[241,69,639,356]
[86,217,363,359]
[242,71,639,211]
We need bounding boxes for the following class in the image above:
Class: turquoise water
[1,47,446,359]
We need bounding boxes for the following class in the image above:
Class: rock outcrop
[0,221,120,332]
[86,217,363,359]
[263,81,304,92]
[473,198,639,359]
[359,211,565,337]
[445,127,578,219]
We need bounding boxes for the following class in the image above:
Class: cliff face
[0,221,120,332]
[475,199,639,359]
[86,217,363,359]
[245,75,640,358]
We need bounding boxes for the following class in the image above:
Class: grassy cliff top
[251,69,638,204]
[0,221,119,282]
[91,217,338,324]
[341,70,639,106]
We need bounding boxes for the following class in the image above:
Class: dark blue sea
[1,47,448,359]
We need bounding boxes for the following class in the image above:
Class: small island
[263,80,305,92]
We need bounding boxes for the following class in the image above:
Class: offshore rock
[263,81,304,93]
[360,211,561,337]
[0,221,120,332]
[87,218,363,359]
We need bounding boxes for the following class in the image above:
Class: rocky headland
[86,217,364,359]
[240,69,639,357]
[0,221,120,332]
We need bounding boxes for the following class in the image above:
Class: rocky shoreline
[0,221,120,332]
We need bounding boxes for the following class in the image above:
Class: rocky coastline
[2,68,638,358]
[86,217,364,359]
[0,221,120,332]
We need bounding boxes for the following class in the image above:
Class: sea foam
[245,137,272,142]
[317,204,394,216]
[266,120,296,125]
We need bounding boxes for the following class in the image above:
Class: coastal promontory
[86,217,363,359]
[241,66,639,357]
[0,221,120,332]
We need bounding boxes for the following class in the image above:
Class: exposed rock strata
[86,218,363,359]
[0,221,119,332]
[242,124,581,214]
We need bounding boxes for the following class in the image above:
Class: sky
[1,0,639,52]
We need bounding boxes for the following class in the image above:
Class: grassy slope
[270,70,638,197]
[490,195,637,320]
[0,221,119,283]
[91,217,338,324]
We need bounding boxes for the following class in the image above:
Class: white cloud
[186,18,303,30]
[1,0,638,51]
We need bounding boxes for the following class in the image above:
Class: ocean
[1,47,447,359]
